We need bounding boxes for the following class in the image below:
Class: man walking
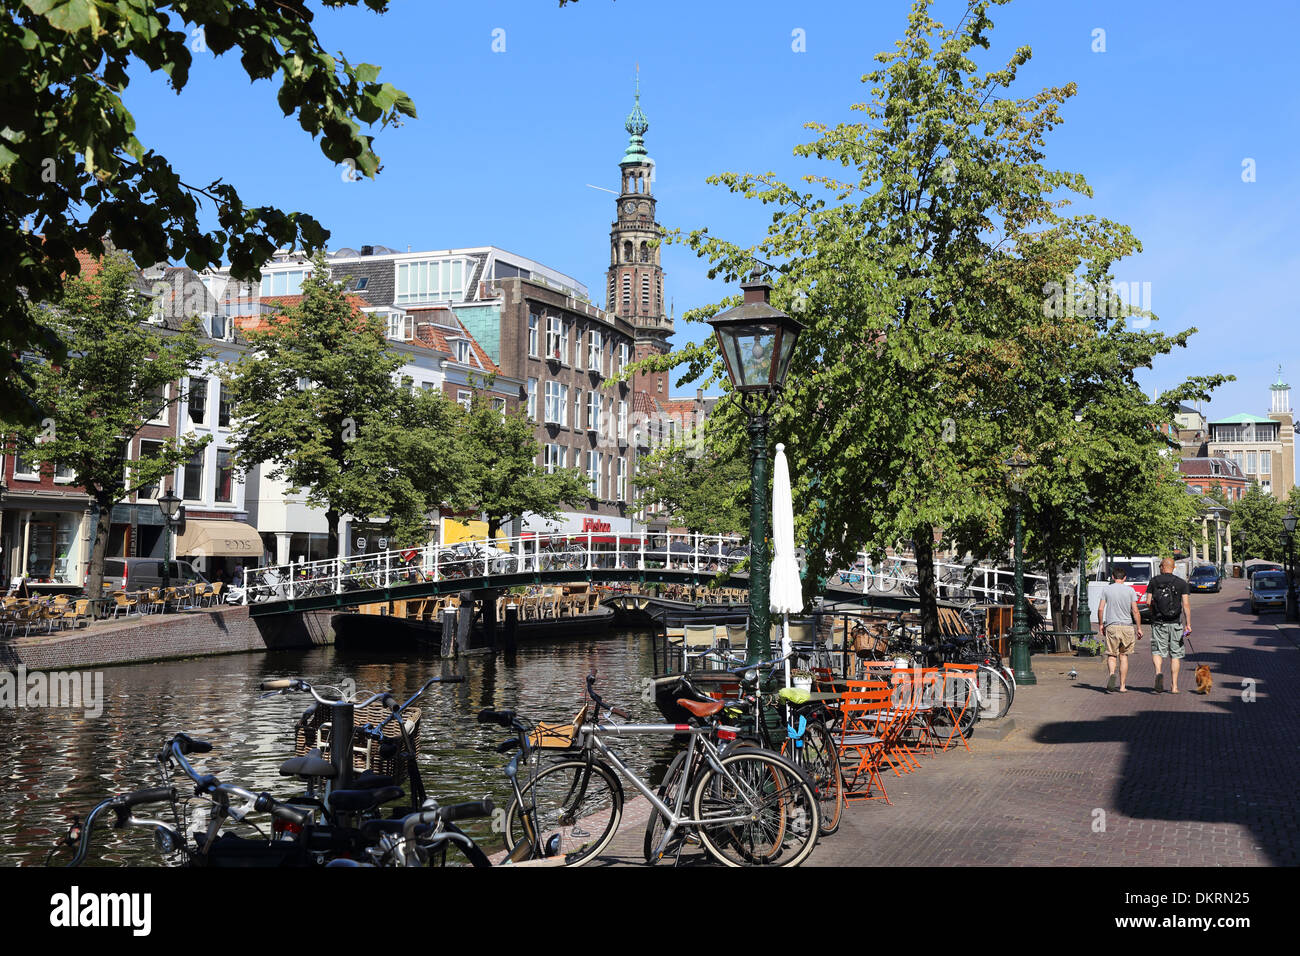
[1096,565,1143,693]
[1147,557,1191,693]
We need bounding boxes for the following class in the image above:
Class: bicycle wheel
[782,719,843,836]
[691,750,820,867]
[642,749,694,864]
[975,665,1013,720]
[503,758,623,867]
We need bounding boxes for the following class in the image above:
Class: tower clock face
[623,201,636,214]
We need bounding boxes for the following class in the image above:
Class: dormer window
[455,339,471,364]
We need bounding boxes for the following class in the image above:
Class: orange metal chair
[837,681,898,804]
[936,663,979,753]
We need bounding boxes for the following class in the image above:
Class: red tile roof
[407,306,499,374]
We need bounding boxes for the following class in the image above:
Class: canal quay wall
[0,606,336,671]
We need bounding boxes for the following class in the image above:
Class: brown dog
[1194,664,1212,695]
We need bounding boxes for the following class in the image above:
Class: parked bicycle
[488,669,821,867]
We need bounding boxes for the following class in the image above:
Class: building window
[587,392,601,433]
[1246,451,1257,474]
[546,316,563,359]
[618,401,628,440]
[187,377,207,425]
[215,449,235,503]
[574,327,584,371]
[455,339,471,364]
[528,313,539,357]
[386,311,412,341]
[544,380,563,424]
[561,321,571,364]
[137,439,163,499]
[527,378,538,421]
[544,444,567,474]
[587,450,601,497]
[617,457,627,501]
[217,380,231,428]
[395,258,465,304]
[147,382,169,425]
[573,388,583,431]
[182,449,204,501]
[588,331,603,373]
[11,452,36,479]
[1260,451,1271,475]
[457,389,473,411]
[259,268,310,297]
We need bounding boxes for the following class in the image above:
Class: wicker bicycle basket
[293,700,422,782]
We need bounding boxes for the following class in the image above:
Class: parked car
[90,558,209,594]
[1188,564,1222,593]
[1249,570,1290,613]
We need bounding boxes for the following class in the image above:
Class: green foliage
[223,252,419,556]
[1,0,416,421]
[1230,482,1288,563]
[1,249,210,594]
[633,435,750,535]
[452,396,588,538]
[657,0,1229,630]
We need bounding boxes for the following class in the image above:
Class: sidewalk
[590,580,1300,866]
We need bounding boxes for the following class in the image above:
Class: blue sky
[123,0,1298,429]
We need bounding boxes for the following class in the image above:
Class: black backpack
[1151,578,1181,621]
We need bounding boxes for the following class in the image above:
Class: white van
[1087,555,1188,623]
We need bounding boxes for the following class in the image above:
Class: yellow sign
[441,519,506,545]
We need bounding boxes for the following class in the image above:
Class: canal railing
[241,533,1051,621]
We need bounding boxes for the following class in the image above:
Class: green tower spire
[621,66,650,166]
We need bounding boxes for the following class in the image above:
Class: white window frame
[457,389,473,411]
[573,387,583,431]
[546,316,563,360]
[588,330,603,373]
[136,438,164,501]
[147,381,170,426]
[527,378,538,422]
[1260,450,1271,475]
[561,321,571,364]
[387,311,413,342]
[586,450,601,497]
[528,313,539,357]
[617,457,627,502]
[587,392,601,433]
[618,401,628,441]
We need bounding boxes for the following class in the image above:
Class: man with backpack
[1148,557,1191,693]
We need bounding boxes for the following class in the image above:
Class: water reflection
[1,630,673,866]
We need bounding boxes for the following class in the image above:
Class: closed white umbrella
[770,443,803,686]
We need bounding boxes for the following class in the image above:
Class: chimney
[696,387,703,403]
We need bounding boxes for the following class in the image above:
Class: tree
[655,0,1226,638]
[1231,483,1286,563]
[1,1,416,422]
[453,396,588,541]
[1,249,209,599]
[633,438,749,536]
[224,252,415,558]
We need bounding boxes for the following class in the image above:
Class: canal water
[1,630,676,866]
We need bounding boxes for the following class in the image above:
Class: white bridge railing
[243,532,1051,619]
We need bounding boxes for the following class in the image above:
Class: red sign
[581,517,611,533]
[400,549,418,562]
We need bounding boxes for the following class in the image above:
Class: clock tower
[607,74,671,400]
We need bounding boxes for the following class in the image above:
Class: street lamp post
[1005,453,1036,685]
[1077,494,1095,640]
[1283,511,1297,623]
[707,269,802,664]
[158,490,182,594]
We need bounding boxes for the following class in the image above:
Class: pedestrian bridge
[243,533,1051,619]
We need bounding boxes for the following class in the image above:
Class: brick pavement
[582,579,1300,867]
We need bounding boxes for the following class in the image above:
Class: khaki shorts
[1103,624,1137,657]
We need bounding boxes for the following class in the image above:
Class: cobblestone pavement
[581,579,1299,867]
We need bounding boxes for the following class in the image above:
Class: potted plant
[1075,636,1104,657]
[791,668,814,692]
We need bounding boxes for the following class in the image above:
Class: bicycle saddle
[328,786,404,814]
[279,748,337,779]
[351,771,398,790]
[676,698,724,718]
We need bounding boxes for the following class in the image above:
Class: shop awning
[175,519,264,558]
